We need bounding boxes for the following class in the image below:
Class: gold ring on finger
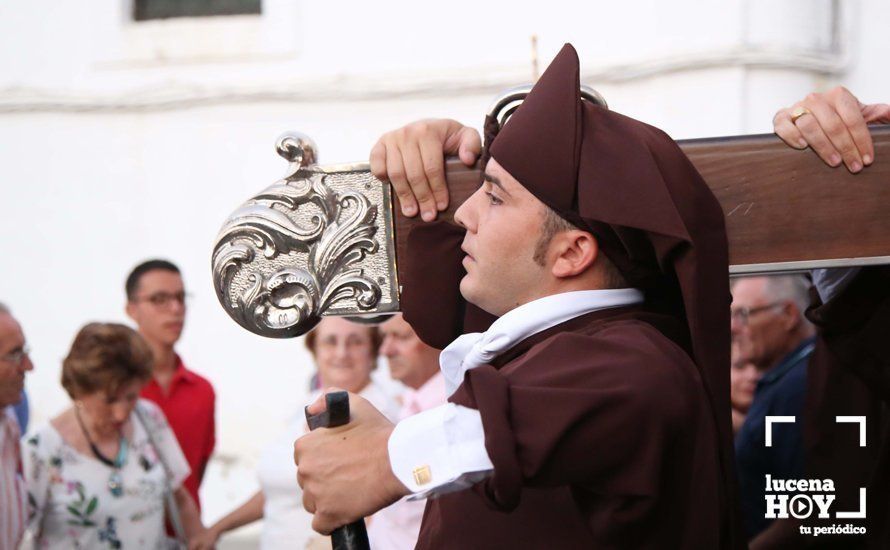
[790,106,812,124]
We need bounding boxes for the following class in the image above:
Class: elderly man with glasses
[0,301,34,548]
[730,275,816,545]
[125,259,216,512]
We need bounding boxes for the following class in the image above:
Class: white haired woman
[191,317,400,550]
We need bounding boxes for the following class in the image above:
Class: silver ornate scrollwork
[212,133,399,338]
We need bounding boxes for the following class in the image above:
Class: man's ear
[551,231,598,278]
[780,302,801,331]
[125,301,137,322]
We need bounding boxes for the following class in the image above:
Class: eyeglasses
[730,302,783,325]
[134,291,189,308]
[1,345,30,366]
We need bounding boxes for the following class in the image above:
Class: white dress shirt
[388,289,644,499]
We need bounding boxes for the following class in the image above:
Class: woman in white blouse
[22,322,204,548]
[191,317,400,550]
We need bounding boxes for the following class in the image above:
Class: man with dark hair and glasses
[730,275,815,545]
[0,301,33,548]
[125,259,216,512]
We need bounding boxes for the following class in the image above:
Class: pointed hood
[488,45,583,212]
[485,43,740,547]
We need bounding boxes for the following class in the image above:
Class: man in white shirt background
[0,302,34,549]
[368,314,445,550]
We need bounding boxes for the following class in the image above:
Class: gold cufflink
[412,465,432,486]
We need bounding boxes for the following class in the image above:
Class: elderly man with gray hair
[0,301,34,548]
[730,276,816,545]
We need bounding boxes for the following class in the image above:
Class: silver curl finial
[276,132,319,178]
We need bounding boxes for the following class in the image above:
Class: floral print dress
[22,399,190,549]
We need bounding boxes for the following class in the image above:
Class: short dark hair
[533,206,579,266]
[61,323,154,398]
[126,259,181,301]
[533,206,628,289]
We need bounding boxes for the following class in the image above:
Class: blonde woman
[192,317,400,550]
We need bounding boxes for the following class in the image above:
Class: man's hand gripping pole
[304,391,372,550]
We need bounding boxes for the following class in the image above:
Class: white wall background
[2,0,888,545]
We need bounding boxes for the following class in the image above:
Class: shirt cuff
[388,403,494,500]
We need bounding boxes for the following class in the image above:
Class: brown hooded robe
[401,44,742,549]
[803,266,890,549]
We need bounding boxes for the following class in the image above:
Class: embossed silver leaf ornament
[212,171,382,338]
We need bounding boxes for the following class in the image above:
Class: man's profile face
[453,159,549,316]
[379,314,440,390]
[126,269,187,348]
[730,277,793,369]
[0,313,32,407]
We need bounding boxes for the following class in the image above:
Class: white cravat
[389,288,644,497]
[439,289,645,397]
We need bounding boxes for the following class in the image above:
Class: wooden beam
[395,126,890,275]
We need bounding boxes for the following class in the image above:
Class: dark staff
[305,391,371,550]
